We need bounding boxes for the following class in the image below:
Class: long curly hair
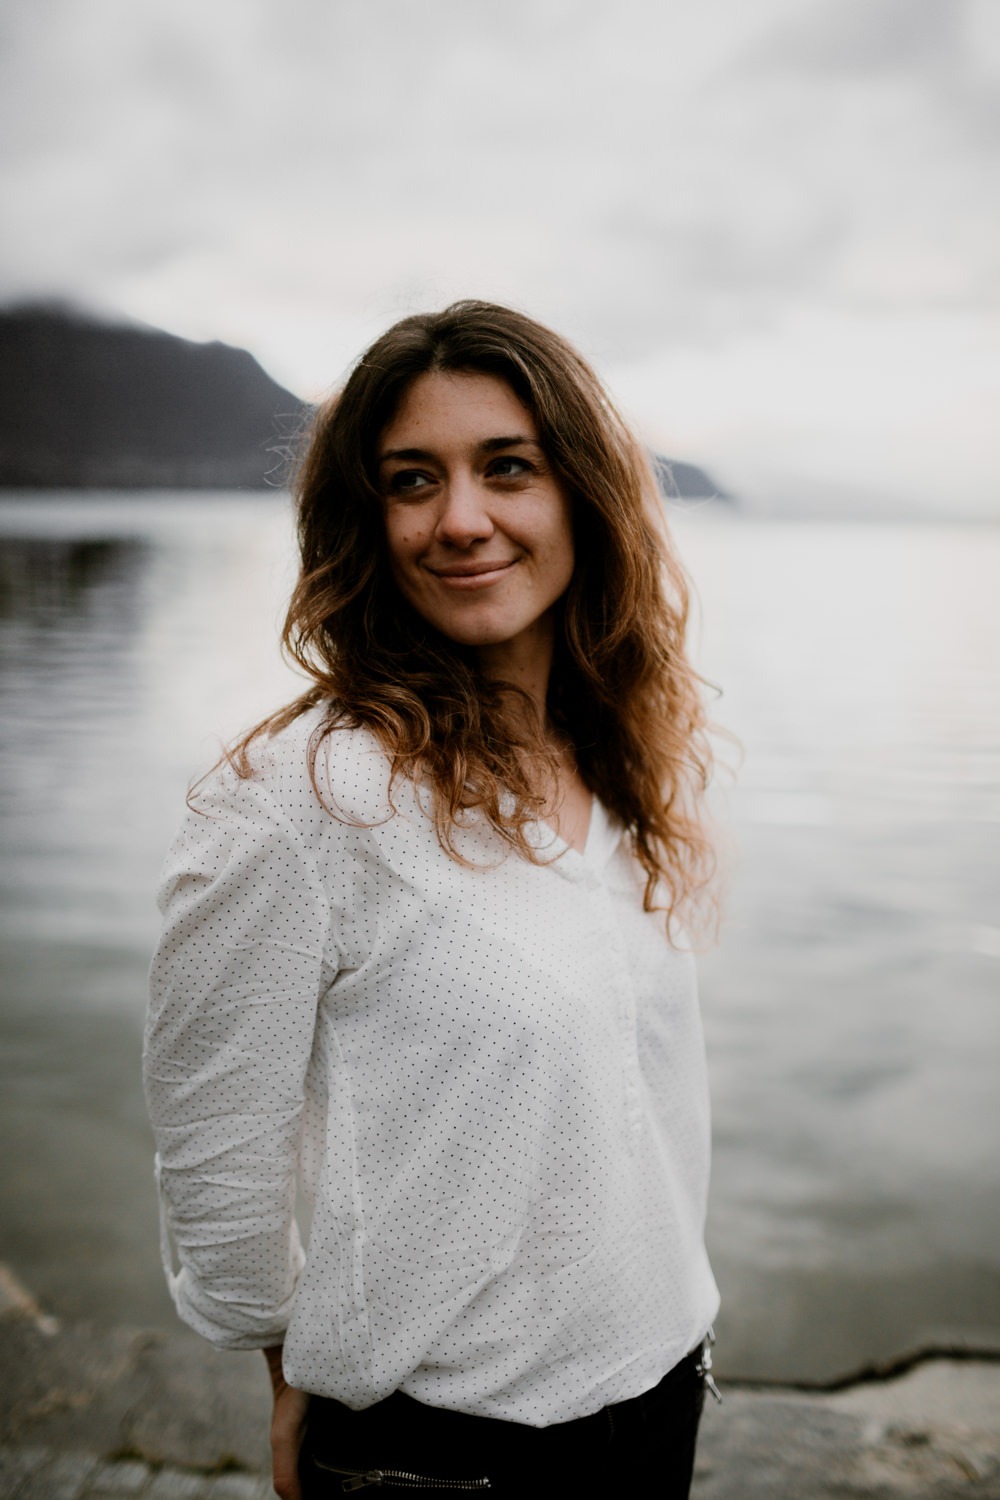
[233,300,718,934]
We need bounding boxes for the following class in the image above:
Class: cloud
[0,0,996,507]
[748,0,962,76]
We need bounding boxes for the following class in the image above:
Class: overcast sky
[2,0,997,512]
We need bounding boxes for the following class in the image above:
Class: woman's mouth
[428,560,517,589]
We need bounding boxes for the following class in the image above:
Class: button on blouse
[144,707,718,1427]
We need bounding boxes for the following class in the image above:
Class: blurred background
[0,0,998,1385]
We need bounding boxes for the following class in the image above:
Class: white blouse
[144,707,718,1427]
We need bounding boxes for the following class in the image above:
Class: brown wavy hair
[233,300,718,933]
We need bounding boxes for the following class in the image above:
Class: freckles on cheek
[396,532,422,567]
[385,521,414,560]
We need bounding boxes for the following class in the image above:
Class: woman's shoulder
[192,705,397,832]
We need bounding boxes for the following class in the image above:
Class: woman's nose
[434,476,494,547]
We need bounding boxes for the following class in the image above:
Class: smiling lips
[428,559,518,588]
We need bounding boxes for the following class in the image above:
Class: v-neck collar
[527,797,622,882]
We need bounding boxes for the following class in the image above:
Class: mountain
[0,302,731,500]
[651,454,731,503]
[0,303,309,488]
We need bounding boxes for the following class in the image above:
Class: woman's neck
[476,626,592,854]
[476,616,555,732]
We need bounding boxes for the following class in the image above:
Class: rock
[695,1371,1000,1498]
[0,1284,269,1473]
[2,1262,999,1497]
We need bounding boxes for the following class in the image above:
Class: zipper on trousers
[312,1457,491,1491]
[695,1325,723,1405]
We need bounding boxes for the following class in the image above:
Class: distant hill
[651,453,731,503]
[0,302,730,499]
[0,303,308,488]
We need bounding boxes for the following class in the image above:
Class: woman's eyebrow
[378,436,543,465]
[378,446,433,465]
[479,435,542,454]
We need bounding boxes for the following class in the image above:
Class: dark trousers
[300,1349,706,1496]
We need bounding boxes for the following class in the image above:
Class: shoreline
[2,1267,999,1499]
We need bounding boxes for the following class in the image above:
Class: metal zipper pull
[342,1473,384,1492]
[695,1333,723,1405]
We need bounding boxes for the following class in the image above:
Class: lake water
[0,492,997,1384]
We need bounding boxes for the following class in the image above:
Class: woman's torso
[270,712,719,1422]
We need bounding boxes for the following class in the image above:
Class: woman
[144,300,721,1498]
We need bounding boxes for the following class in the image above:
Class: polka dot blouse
[144,707,719,1427]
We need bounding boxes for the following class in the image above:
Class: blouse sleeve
[143,761,334,1351]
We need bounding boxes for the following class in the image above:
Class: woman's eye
[387,470,432,496]
[489,457,531,479]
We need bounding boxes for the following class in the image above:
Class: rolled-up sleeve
[144,761,334,1350]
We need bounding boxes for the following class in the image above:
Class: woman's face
[377,370,575,665]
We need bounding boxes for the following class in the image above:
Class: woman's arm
[144,761,334,1351]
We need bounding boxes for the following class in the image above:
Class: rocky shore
[1,1266,997,1499]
